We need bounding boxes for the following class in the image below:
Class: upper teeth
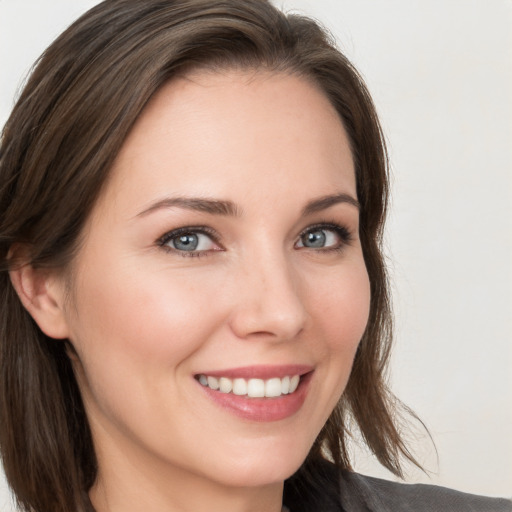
[198,375,300,398]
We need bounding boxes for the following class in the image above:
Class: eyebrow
[301,193,360,215]
[136,192,359,218]
[136,197,241,217]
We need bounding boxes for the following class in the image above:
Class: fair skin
[13,71,370,512]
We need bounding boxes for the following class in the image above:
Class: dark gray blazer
[338,471,512,512]
[283,461,512,512]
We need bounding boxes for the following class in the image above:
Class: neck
[91,472,284,512]
[89,432,284,512]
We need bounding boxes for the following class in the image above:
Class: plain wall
[1,0,511,508]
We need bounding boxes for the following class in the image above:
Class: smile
[197,374,300,398]
[195,366,313,422]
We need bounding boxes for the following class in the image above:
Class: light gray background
[1,0,511,508]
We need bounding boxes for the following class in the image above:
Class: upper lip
[195,364,313,380]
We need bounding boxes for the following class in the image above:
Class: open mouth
[196,374,301,398]
[194,368,313,421]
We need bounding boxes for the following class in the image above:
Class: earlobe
[9,263,70,340]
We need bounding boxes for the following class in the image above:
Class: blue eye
[301,230,328,248]
[296,224,350,250]
[159,228,219,255]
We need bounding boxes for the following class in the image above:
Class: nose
[228,251,307,342]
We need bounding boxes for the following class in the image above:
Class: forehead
[96,70,355,216]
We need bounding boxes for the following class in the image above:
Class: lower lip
[198,373,312,422]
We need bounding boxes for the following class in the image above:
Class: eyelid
[157,226,223,256]
[156,221,353,257]
[295,222,353,250]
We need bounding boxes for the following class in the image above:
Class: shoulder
[341,470,512,512]
[284,459,512,512]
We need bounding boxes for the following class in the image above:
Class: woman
[0,1,510,511]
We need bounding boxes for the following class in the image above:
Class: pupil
[174,234,198,251]
[305,230,325,248]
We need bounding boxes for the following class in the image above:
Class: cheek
[66,262,225,392]
[64,263,230,445]
[306,256,370,413]
[285,257,370,441]
[308,259,371,356]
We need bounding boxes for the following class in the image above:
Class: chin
[194,436,312,488]
[208,461,303,489]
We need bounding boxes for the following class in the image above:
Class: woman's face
[61,71,370,491]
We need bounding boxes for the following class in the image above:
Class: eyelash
[156,221,353,258]
[157,226,220,258]
[298,222,353,253]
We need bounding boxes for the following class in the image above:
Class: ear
[9,262,70,340]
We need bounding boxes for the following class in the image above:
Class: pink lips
[197,364,313,380]
[195,364,313,422]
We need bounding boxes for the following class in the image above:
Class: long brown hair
[0,1,421,511]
